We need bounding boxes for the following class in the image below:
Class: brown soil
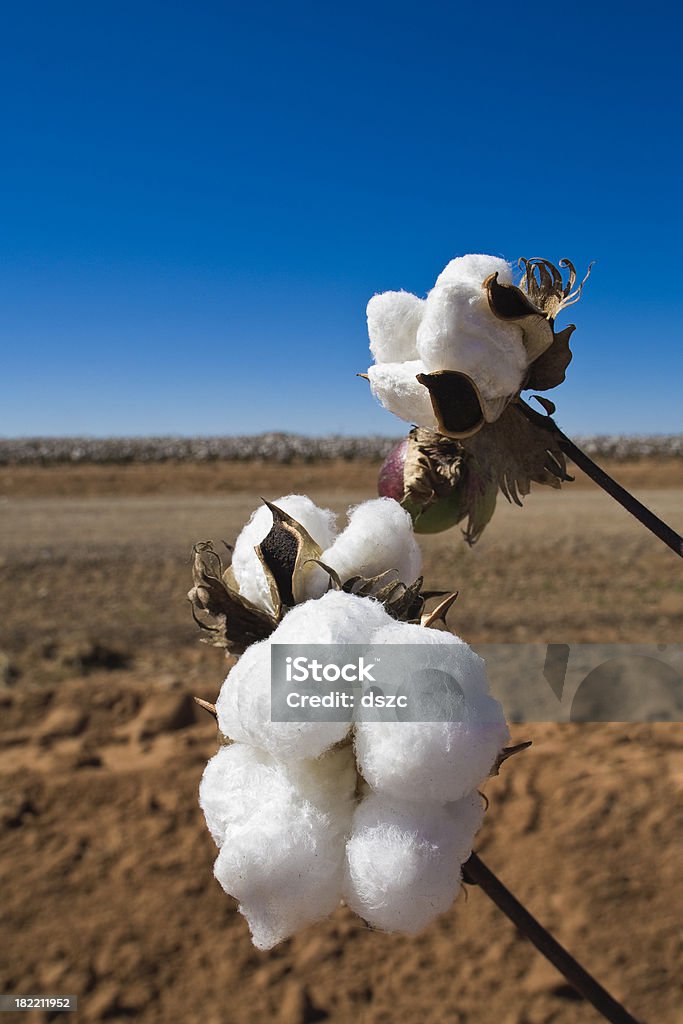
[0,461,681,1024]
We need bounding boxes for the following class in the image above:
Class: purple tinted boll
[378,438,409,502]
[377,432,471,535]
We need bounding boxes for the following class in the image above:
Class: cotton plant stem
[518,400,683,558]
[463,853,642,1024]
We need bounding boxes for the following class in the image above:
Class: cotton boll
[231,495,338,615]
[288,743,359,814]
[354,693,508,804]
[367,291,425,364]
[274,589,393,645]
[199,741,298,848]
[369,619,472,658]
[434,254,513,290]
[418,282,527,394]
[215,635,352,760]
[315,498,422,593]
[343,790,484,934]
[355,621,509,803]
[365,255,528,432]
[212,744,356,950]
[367,361,438,429]
[417,283,528,408]
[216,592,391,759]
[444,789,486,864]
[200,741,356,851]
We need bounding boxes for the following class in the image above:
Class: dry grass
[0,455,682,498]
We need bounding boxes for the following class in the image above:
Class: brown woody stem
[518,400,682,558]
[194,697,217,719]
[462,853,641,1024]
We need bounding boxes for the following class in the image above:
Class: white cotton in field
[367,360,438,428]
[364,255,530,431]
[200,741,356,849]
[198,742,263,848]
[367,290,425,364]
[231,494,338,614]
[355,620,509,803]
[433,253,513,290]
[210,744,356,950]
[274,589,393,645]
[416,281,527,407]
[287,744,358,813]
[313,498,422,595]
[215,634,352,760]
[343,790,484,934]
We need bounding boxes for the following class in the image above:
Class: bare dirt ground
[1,459,682,1024]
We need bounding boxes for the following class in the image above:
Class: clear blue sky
[1,1,681,437]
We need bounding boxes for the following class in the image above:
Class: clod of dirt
[37,705,88,743]
[0,791,38,829]
[67,642,132,674]
[0,651,19,685]
[279,983,330,1024]
[134,692,197,740]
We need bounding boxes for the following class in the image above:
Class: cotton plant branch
[368,254,682,554]
[518,398,683,558]
[187,250,674,1016]
[192,496,512,949]
[463,853,642,1024]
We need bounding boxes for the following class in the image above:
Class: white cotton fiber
[231,495,338,615]
[216,591,394,759]
[315,498,422,593]
[355,621,509,803]
[210,743,356,950]
[199,742,263,848]
[287,744,358,812]
[367,360,438,428]
[365,255,529,432]
[433,253,513,291]
[215,634,352,760]
[367,291,425,364]
[416,282,528,407]
[274,589,393,645]
[343,790,484,934]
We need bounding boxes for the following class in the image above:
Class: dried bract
[187,542,277,655]
[190,496,441,648]
[255,500,325,617]
[378,405,570,544]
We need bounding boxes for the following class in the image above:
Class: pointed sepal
[416,370,486,438]
[188,541,277,654]
[255,500,325,616]
[485,272,555,363]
